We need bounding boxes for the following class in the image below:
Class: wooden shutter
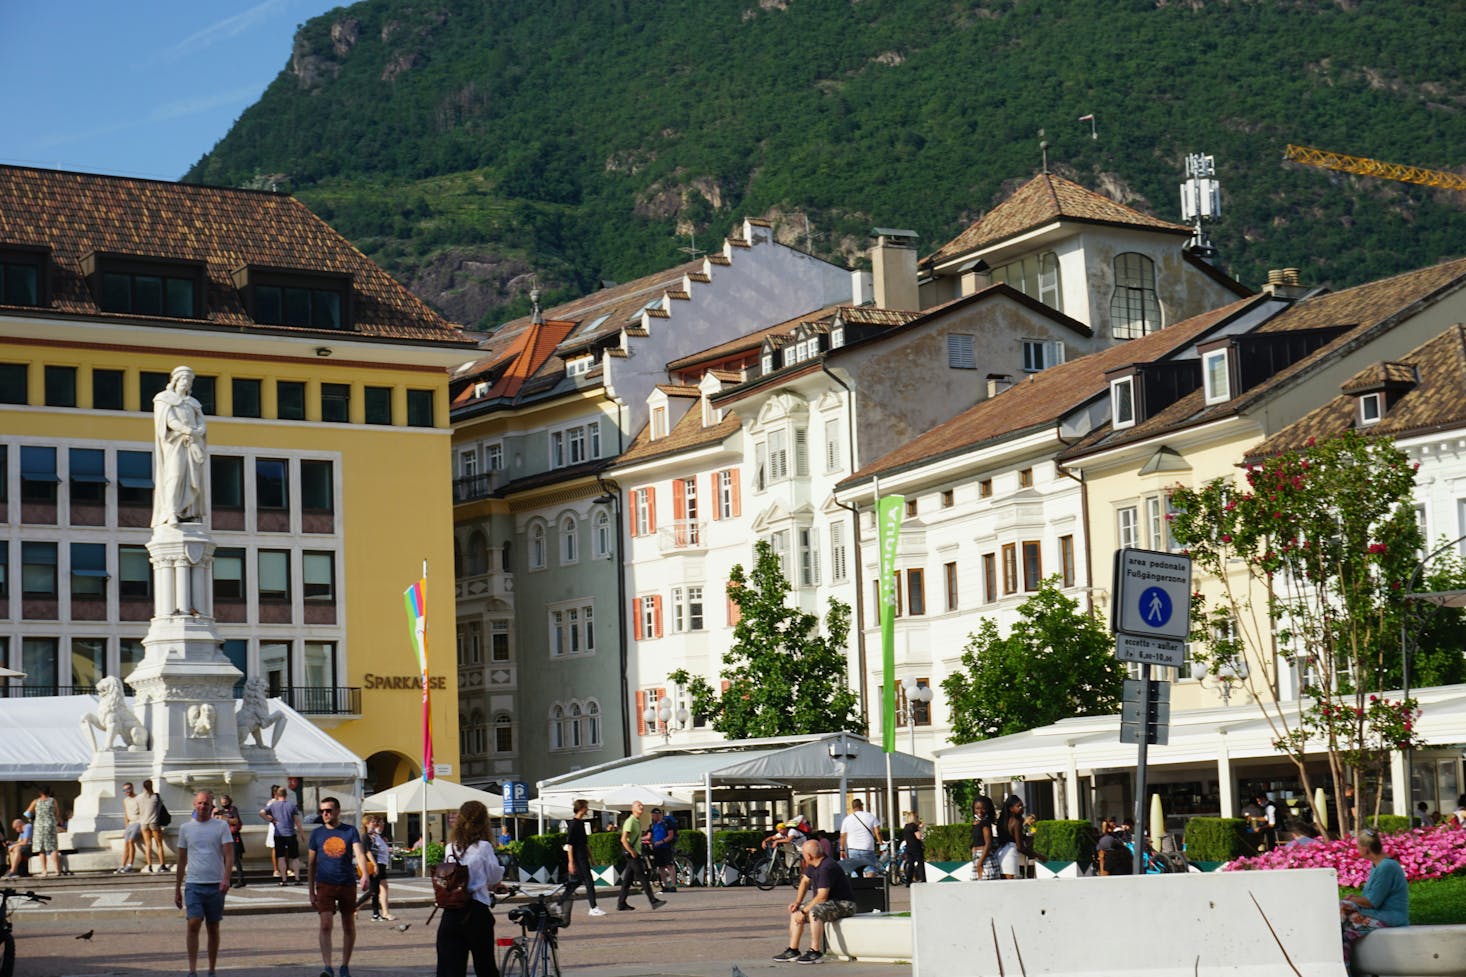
[646,486,657,535]
[672,478,686,520]
[633,597,645,641]
[730,469,741,517]
[652,594,664,638]
[710,472,720,521]
[636,689,647,736]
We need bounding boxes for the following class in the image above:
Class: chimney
[870,228,919,311]
[1261,268,1309,300]
[986,373,1013,398]
[850,269,874,306]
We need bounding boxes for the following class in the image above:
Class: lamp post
[902,683,934,812]
[643,697,689,744]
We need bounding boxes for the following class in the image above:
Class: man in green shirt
[615,800,666,912]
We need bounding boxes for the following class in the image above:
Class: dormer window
[566,356,593,376]
[1360,392,1383,425]
[1112,376,1136,429]
[0,245,49,307]
[1203,349,1231,404]
[84,252,204,319]
[831,323,845,348]
[651,406,668,440]
[231,265,351,330]
[473,381,489,398]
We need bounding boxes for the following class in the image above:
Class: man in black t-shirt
[773,839,856,965]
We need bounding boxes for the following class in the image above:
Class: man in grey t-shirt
[176,790,234,977]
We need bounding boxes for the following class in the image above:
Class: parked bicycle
[714,846,769,887]
[2,887,52,977]
[498,883,566,977]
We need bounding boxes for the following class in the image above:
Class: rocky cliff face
[406,249,542,330]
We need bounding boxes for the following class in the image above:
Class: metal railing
[658,519,708,552]
[453,472,502,504]
[0,683,98,697]
[278,686,362,716]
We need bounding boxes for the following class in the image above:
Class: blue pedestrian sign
[1113,548,1192,641]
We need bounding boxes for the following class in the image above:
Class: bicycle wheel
[754,853,778,891]
[500,942,528,977]
[674,854,695,888]
[2,931,17,977]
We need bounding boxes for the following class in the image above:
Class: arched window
[560,514,578,565]
[529,522,546,569]
[549,704,565,750]
[466,530,488,576]
[569,702,584,747]
[1110,253,1160,339]
[585,699,602,747]
[493,712,513,754]
[593,509,612,559]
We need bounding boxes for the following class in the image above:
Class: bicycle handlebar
[1,888,51,902]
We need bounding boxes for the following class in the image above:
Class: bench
[1354,925,1466,977]
[825,914,911,963]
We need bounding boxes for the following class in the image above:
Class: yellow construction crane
[1284,144,1466,192]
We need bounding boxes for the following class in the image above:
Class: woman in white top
[436,800,505,977]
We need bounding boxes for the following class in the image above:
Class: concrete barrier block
[912,868,1348,976]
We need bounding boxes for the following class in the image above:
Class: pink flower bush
[1222,824,1466,886]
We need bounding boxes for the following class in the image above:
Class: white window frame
[593,508,613,559]
[560,514,578,565]
[799,526,820,587]
[529,522,546,570]
[824,418,843,473]
[485,443,503,470]
[1111,377,1136,429]
[1118,506,1140,549]
[548,420,601,470]
[768,430,789,482]
[549,600,595,659]
[717,470,735,518]
[634,488,651,536]
[566,356,593,376]
[1360,392,1382,425]
[672,585,705,632]
[651,406,668,439]
[459,448,480,479]
[830,519,849,582]
[640,596,658,640]
[1146,496,1167,551]
[1203,349,1231,404]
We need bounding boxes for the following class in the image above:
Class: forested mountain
[187,0,1466,330]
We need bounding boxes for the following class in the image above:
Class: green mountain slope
[187,0,1466,330]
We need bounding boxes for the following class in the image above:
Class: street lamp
[643,698,689,744]
[902,683,934,811]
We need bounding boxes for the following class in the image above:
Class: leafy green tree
[1168,432,1429,838]
[941,581,1123,744]
[670,540,860,739]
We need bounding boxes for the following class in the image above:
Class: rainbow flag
[404,577,435,782]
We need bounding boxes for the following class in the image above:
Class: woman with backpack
[436,800,505,977]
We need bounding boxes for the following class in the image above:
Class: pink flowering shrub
[1222,824,1466,886]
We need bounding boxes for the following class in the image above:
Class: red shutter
[636,689,647,736]
[633,598,644,641]
[652,595,664,638]
[656,685,667,732]
[727,593,741,627]
[730,469,741,517]
[710,472,720,522]
[720,679,731,694]
[646,486,657,535]
[672,478,686,520]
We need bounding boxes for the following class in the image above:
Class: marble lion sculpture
[236,676,284,749]
[80,676,148,752]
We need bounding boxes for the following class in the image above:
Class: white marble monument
[63,366,291,869]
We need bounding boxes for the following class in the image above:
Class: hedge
[519,832,566,872]
[1033,820,1097,864]
[675,828,708,864]
[712,830,767,861]
[1184,818,1251,861]
[587,830,622,866]
[922,823,974,861]
[1366,814,1410,834]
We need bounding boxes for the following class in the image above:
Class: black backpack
[156,803,172,827]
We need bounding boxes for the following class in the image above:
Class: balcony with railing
[0,683,98,697]
[658,520,708,553]
[278,686,362,718]
[453,471,504,504]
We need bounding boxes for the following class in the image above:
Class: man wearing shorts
[261,785,303,885]
[117,781,142,873]
[775,839,856,964]
[175,790,234,977]
[307,797,368,977]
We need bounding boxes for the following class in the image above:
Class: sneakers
[371,914,381,921]
[587,907,607,917]
[339,966,351,977]
[650,898,667,909]
[773,948,802,961]
[795,950,824,964]
[279,879,288,887]
[319,969,334,977]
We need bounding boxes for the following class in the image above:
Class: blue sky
[1,0,343,182]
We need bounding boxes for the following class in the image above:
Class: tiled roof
[656,384,702,398]
[1062,256,1466,460]
[616,410,742,467]
[450,317,576,408]
[666,303,912,371]
[1339,361,1418,394]
[925,173,1191,267]
[0,165,472,346]
[844,294,1265,486]
[1251,326,1466,458]
[710,368,744,384]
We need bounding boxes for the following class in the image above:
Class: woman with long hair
[560,799,604,919]
[994,794,1033,880]
[970,796,999,881]
[436,800,505,977]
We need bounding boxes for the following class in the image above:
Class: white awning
[0,694,365,781]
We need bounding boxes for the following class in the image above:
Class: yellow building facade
[0,166,477,794]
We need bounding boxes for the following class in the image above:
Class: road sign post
[1111,547,1192,874]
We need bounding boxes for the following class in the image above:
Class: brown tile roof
[1250,326,1466,458]
[925,173,1191,268]
[710,368,744,383]
[0,165,472,346]
[616,410,742,467]
[656,384,702,398]
[844,294,1265,486]
[1062,256,1466,460]
[451,317,577,408]
[666,303,903,371]
[1339,361,1418,394]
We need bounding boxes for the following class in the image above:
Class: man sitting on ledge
[774,839,857,965]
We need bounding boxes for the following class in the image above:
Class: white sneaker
[587,907,607,917]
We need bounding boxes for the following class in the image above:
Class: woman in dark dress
[899,812,926,884]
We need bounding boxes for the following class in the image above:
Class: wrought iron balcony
[658,519,708,552]
[0,683,97,697]
[278,686,362,717]
[453,472,502,504]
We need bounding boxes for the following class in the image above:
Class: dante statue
[152,365,208,527]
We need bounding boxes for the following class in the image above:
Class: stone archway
[365,749,419,795]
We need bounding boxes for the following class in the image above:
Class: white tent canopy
[0,693,364,781]
[363,777,506,816]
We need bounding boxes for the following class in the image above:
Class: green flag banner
[876,495,904,752]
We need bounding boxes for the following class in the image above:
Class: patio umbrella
[362,778,506,817]
[590,786,692,810]
[0,666,25,679]
[1149,793,1165,849]
[1315,787,1330,831]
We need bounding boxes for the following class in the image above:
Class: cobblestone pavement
[6,872,913,977]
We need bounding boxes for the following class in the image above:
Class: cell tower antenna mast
[1180,153,1221,260]
[678,232,705,261]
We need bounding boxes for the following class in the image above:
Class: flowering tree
[1168,431,1424,839]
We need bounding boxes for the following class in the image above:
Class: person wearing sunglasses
[307,799,369,977]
